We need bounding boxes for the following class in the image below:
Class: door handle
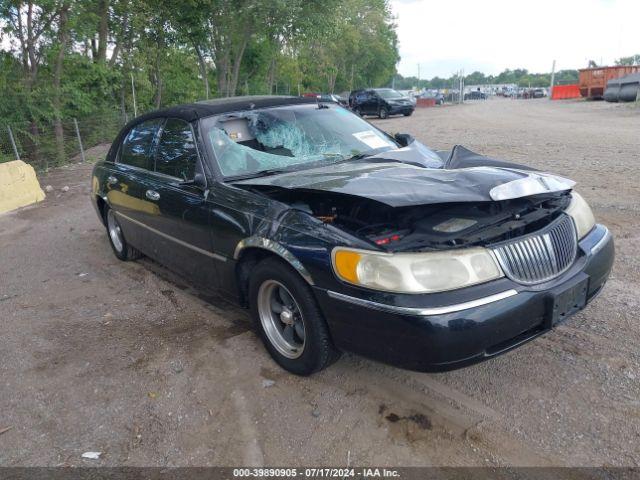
[107,175,118,186]
[145,190,160,201]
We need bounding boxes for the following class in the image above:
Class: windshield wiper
[225,168,289,182]
[344,152,426,169]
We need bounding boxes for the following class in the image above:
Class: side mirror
[180,172,207,190]
[394,133,415,147]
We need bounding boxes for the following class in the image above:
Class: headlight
[565,192,595,239]
[332,247,503,293]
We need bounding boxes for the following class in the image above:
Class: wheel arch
[234,238,315,307]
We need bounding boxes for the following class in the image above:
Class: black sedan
[91,96,614,375]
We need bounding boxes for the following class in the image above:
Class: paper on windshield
[353,131,392,150]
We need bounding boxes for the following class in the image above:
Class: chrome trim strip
[234,236,314,285]
[589,226,611,255]
[115,212,227,262]
[326,289,518,316]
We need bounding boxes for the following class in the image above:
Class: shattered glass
[203,104,396,177]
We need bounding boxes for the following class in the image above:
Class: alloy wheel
[107,209,124,253]
[257,280,306,359]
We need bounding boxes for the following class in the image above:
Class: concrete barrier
[0,160,46,214]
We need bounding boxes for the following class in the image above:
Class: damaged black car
[91,96,614,375]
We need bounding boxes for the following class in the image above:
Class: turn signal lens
[333,250,361,284]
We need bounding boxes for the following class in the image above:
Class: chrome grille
[492,214,577,284]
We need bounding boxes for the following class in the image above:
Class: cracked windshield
[202,104,397,177]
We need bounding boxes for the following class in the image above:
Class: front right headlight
[332,247,503,294]
[565,192,596,239]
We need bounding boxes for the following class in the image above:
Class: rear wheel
[104,206,141,261]
[379,107,389,119]
[249,258,340,375]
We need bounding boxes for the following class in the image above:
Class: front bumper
[314,225,614,372]
[388,104,414,115]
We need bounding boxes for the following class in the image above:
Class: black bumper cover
[314,225,614,372]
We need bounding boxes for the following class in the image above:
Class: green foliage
[615,54,640,66]
[394,68,579,90]
[0,0,398,168]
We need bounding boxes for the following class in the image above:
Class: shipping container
[579,66,640,99]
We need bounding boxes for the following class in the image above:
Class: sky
[390,0,640,79]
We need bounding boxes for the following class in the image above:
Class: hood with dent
[235,156,575,208]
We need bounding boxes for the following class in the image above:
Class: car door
[144,117,221,288]
[107,118,164,255]
[363,90,379,115]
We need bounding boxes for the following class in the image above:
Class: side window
[119,119,163,170]
[155,118,198,180]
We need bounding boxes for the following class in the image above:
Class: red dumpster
[551,84,581,100]
[579,66,640,99]
[416,98,436,107]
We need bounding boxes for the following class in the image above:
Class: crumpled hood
[235,149,575,207]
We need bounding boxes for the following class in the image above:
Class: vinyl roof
[131,95,319,124]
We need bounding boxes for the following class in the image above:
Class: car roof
[107,96,319,163]
[128,95,319,125]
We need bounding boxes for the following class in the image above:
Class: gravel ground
[0,98,638,467]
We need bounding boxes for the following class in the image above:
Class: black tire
[103,206,142,261]
[403,110,413,117]
[379,107,389,119]
[248,257,340,375]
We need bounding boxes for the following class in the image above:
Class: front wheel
[249,258,340,375]
[379,107,389,119]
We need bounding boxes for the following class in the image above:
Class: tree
[615,54,640,66]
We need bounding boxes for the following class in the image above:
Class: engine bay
[241,185,572,252]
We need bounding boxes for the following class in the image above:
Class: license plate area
[548,274,589,326]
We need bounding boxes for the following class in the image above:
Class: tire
[104,206,142,261]
[379,107,389,119]
[249,257,340,375]
[354,107,362,117]
[403,110,413,117]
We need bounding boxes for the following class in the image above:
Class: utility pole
[549,59,556,100]
[131,72,138,117]
[417,63,420,87]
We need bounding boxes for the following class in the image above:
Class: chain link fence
[0,112,130,171]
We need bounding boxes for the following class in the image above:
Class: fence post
[7,125,20,160]
[73,118,86,163]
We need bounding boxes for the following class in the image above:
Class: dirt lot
[1,98,638,467]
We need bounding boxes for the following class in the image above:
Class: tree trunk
[53,4,70,164]
[96,0,109,62]
[228,38,248,96]
[153,50,162,108]
[216,53,229,98]
[194,44,210,99]
[266,57,276,94]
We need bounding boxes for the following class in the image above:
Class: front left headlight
[565,192,596,239]
[332,247,503,294]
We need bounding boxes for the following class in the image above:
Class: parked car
[530,88,546,98]
[349,88,414,118]
[464,90,487,100]
[92,95,614,375]
[303,92,348,106]
[419,91,445,105]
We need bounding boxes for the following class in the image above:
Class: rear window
[119,119,163,170]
